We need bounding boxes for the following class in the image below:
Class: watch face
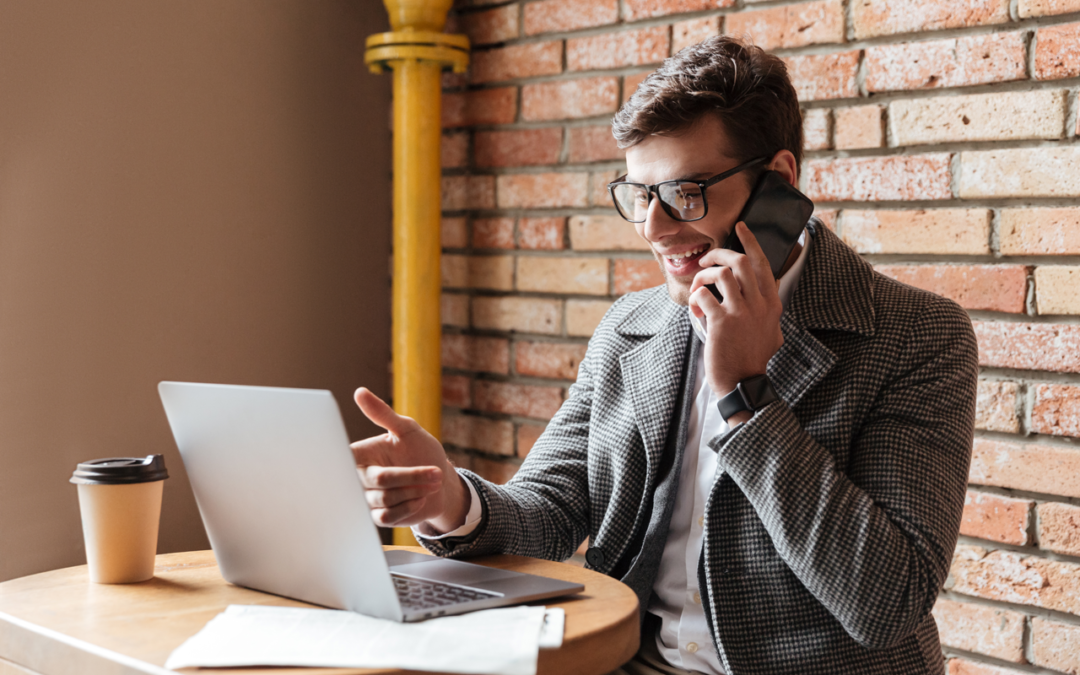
[740,375,778,409]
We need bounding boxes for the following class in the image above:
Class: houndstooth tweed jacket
[422,221,979,675]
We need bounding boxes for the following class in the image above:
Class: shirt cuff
[412,475,482,540]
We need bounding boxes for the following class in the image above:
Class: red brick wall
[438,0,1080,670]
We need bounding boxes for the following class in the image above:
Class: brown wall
[0,0,392,581]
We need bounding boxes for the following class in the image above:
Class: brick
[1036,22,1080,80]
[947,659,1027,675]
[961,491,1032,546]
[725,0,844,51]
[524,0,617,36]
[441,333,510,373]
[1036,266,1080,315]
[442,217,468,249]
[962,146,1080,199]
[873,264,1027,313]
[1039,502,1080,557]
[840,209,990,254]
[442,69,467,90]
[947,544,1080,616]
[591,169,622,206]
[441,254,514,290]
[444,448,472,473]
[472,456,520,484]
[473,380,564,419]
[569,215,649,251]
[442,175,496,211]
[975,321,1080,374]
[472,217,515,249]
[442,374,472,408]
[470,41,563,85]
[567,299,614,337]
[970,438,1080,497]
[865,32,1027,93]
[497,172,589,209]
[782,51,860,101]
[456,4,519,46]
[852,0,1009,39]
[1031,618,1080,675]
[441,292,470,328]
[623,71,651,103]
[975,380,1020,434]
[806,154,953,203]
[442,413,514,455]
[931,598,1025,662]
[475,128,562,168]
[1000,207,1080,255]
[516,423,546,457]
[624,0,734,21]
[802,108,832,151]
[567,26,669,72]
[442,88,517,128]
[519,217,566,250]
[891,90,1067,146]
[812,208,838,230]
[1032,384,1080,438]
[673,16,721,54]
[567,125,624,164]
[834,105,884,150]
[1021,0,1080,16]
[515,341,588,380]
[615,259,665,294]
[472,296,562,334]
[517,256,609,294]
[522,77,620,121]
[442,132,468,168]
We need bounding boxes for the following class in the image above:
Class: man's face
[624,116,755,306]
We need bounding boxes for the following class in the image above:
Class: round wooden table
[0,547,639,675]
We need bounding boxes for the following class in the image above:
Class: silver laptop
[158,381,583,622]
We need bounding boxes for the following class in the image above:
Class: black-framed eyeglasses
[607,156,768,223]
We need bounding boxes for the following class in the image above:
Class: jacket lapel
[617,293,691,484]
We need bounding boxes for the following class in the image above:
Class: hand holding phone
[705,170,813,302]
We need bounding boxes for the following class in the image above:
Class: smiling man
[351,37,979,674]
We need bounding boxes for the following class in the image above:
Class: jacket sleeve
[708,295,978,650]
[417,319,609,562]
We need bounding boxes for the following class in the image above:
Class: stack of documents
[166,604,565,675]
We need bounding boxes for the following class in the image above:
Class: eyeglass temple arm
[701,156,769,189]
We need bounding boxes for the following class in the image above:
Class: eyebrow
[624,171,712,184]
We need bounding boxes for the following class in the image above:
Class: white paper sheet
[165,604,562,675]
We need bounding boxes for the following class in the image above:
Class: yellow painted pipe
[367,0,468,547]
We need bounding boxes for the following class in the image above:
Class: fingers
[370,499,428,528]
[354,387,414,437]
[733,222,778,296]
[365,482,441,509]
[358,464,442,489]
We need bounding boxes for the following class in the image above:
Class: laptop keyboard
[391,574,500,610]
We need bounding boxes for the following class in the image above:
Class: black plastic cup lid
[70,455,169,485]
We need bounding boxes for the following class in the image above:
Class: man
[351,36,978,675]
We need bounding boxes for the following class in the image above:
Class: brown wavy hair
[612,36,803,175]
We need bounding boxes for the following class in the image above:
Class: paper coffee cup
[70,455,168,584]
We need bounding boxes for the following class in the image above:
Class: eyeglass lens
[611,181,705,223]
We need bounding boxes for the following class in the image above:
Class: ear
[767,149,799,187]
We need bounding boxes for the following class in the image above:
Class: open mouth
[661,244,710,276]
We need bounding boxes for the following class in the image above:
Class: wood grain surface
[0,547,639,675]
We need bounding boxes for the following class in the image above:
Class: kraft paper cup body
[71,455,168,584]
[76,480,164,583]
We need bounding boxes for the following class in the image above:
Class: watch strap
[717,374,778,422]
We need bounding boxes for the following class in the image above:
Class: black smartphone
[706,170,814,302]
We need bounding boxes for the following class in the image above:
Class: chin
[664,278,692,306]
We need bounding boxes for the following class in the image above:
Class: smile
[660,245,710,275]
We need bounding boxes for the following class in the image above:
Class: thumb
[354,388,412,437]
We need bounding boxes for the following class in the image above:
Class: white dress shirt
[418,230,813,674]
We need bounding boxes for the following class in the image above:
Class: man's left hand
[688,221,784,411]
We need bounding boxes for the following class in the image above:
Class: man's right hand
[351,388,470,532]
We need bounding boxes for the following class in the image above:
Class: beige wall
[0,0,392,581]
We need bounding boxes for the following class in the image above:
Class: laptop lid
[158,381,404,621]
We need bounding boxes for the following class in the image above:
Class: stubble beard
[654,252,693,307]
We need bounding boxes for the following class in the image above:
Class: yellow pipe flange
[365,31,470,73]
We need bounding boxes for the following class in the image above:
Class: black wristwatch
[717,374,778,422]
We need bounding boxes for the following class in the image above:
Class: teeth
[665,245,707,261]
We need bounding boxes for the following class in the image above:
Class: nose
[639,195,681,243]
